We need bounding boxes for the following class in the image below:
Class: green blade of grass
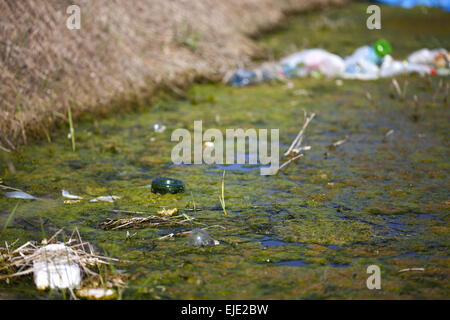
[219,170,228,216]
[3,201,20,231]
[67,106,76,152]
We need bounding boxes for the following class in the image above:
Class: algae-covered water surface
[1,3,449,299]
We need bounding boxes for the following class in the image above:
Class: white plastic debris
[228,46,448,87]
[62,189,83,200]
[90,195,121,203]
[2,191,37,200]
[186,229,220,247]
[33,244,81,290]
[281,49,345,78]
[407,48,447,66]
[152,121,166,133]
[379,55,433,78]
[77,288,116,299]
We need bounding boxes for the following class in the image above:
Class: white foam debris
[62,189,83,200]
[77,288,116,299]
[33,244,81,290]
[90,195,121,203]
[3,191,37,200]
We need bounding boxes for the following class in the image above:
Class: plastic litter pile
[225,39,449,87]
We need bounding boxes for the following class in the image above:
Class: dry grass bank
[0,0,347,148]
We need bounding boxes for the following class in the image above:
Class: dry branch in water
[100,214,195,231]
[277,154,304,172]
[276,110,315,174]
[0,182,23,192]
[284,110,316,157]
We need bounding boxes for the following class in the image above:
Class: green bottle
[151,177,185,194]
[373,39,392,58]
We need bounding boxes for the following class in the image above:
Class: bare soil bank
[0,0,347,148]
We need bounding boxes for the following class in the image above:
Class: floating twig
[284,110,316,156]
[392,78,402,99]
[330,135,349,148]
[277,154,304,172]
[158,225,225,240]
[399,268,425,273]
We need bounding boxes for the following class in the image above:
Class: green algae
[0,3,449,299]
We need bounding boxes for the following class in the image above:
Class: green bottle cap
[151,177,185,194]
[373,39,392,57]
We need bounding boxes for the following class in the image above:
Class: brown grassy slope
[0,0,347,148]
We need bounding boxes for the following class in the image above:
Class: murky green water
[1,3,449,299]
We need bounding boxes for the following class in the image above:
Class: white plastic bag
[33,244,81,290]
[407,48,447,65]
[281,49,345,77]
[380,55,433,77]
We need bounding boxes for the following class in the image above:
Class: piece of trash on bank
[157,208,178,217]
[62,189,83,200]
[2,191,38,200]
[186,229,220,247]
[407,48,449,68]
[282,48,346,78]
[90,195,121,203]
[276,110,315,175]
[225,40,448,86]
